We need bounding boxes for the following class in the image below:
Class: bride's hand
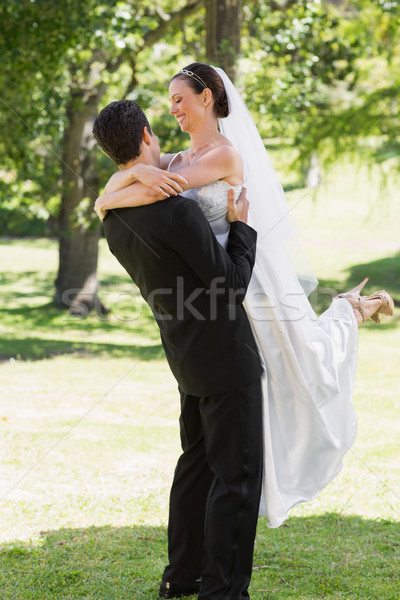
[94,196,109,222]
[135,163,188,197]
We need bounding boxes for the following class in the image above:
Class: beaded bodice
[181,180,241,220]
[181,182,241,248]
[167,152,241,248]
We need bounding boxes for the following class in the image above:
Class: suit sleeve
[170,198,257,304]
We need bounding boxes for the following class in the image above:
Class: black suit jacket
[103,196,263,396]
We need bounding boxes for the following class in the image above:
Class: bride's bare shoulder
[218,135,239,152]
[205,143,242,167]
[198,144,242,184]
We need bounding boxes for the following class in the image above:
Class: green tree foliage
[240,0,399,171]
[0,0,203,312]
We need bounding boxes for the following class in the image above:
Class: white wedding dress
[168,153,359,527]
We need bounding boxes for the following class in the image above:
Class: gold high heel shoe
[335,278,394,323]
[336,277,369,299]
[364,290,394,323]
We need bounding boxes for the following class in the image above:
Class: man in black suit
[93,100,264,600]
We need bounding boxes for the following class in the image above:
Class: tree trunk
[54,95,106,316]
[206,0,241,81]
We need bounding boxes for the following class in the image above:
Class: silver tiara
[177,69,207,89]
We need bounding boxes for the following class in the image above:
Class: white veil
[213,66,318,298]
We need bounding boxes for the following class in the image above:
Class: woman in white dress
[94,63,394,527]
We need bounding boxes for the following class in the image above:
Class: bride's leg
[335,280,394,326]
[345,296,383,326]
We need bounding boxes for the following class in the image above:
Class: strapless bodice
[181,181,242,248]
[181,180,241,219]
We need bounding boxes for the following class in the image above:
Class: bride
[94,62,394,527]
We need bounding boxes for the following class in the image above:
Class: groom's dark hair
[93,100,152,165]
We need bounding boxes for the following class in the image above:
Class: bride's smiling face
[168,78,206,133]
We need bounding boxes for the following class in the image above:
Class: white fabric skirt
[244,249,358,527]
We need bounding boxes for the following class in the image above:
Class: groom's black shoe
[159,578,202,598]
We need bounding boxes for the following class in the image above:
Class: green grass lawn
[0,162,399,599]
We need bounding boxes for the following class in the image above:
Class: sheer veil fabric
[213,66,358,527]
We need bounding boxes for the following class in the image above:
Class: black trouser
[162,378,263,600]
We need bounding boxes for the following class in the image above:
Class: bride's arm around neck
[95,144,242,219]
[170,144,243,188]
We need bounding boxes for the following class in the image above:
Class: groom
[92,100,264,600]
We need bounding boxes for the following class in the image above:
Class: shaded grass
[0,516,399,599]
[0,241,162,360]
[0,333,163,361]
[1,248,399,361]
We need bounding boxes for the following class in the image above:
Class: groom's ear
[142,126,152,146]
